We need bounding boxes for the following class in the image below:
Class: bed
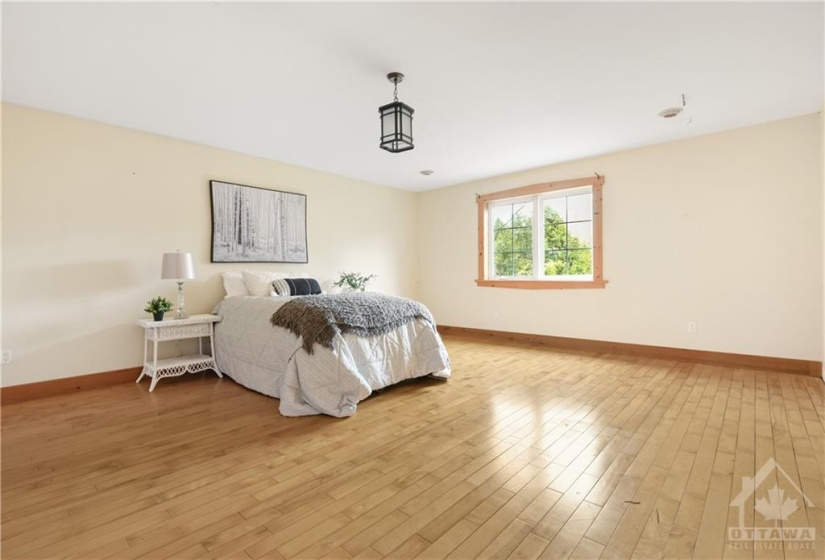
[212,294,451,417]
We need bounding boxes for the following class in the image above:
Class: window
[476,175,605,289]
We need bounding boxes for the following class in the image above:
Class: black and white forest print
[210,181,308,263]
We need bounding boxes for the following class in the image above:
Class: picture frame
[210,180,308,263]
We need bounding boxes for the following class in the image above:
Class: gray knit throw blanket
[271,292,435,354]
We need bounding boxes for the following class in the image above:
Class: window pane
[544,250,567,276]
[545,222,567,251]
[544,249,592,276]
[495,252,513,277]
[494,227,513,252]
[495,251,534,276]
[544,198,566,223]
[567,221,592,248]
[492,201,533,277]
[567,193,592,222]
[512,202,532,224]
[513,252,533,276]
[491,204,512,228]
[513,226,532,252]
[568,249,592,275]
[543,191,594,266]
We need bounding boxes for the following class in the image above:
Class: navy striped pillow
[272,277,322,296]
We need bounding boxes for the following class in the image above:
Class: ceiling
[3,2,823,192]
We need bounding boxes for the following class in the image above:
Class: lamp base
[174,281,188,320]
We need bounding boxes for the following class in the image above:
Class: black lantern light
[379,72,414,153]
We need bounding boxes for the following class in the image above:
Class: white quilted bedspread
[212,296,451,417]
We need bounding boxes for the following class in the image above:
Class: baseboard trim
[1,367,141,405]
[437,325,822,378]
[3,327,820,405]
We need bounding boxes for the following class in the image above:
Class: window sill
[475,279,607,290]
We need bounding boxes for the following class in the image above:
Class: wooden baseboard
[1,367,141,406]
[3,326,820,405]
[437,325,823,378]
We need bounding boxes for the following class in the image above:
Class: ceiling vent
[659,93,687,119]
[658,106,684,119]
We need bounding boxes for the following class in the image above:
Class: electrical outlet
[687,321,697,333]
[1,349,12,364]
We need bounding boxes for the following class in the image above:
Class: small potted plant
[333,272,376,292]
[144,296,173,321]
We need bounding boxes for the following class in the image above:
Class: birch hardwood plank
[673,367,731,535]
[384,534,431,560]
[320,547,353,560]
[724,369,757,560]
[692,470,734,559]
[414,519,476,559]
[372,481,476,555]
[518,488,563,527]
[447,460,575,558]
[531,472,600,541]
[630,495,682,560]
[350,548,383,560]
[569,537,606,560]
[583,365,696,545]
[417,473,518,543]
[753,372,786,560]
[3,335,823,560]
[340,510,410,557]
[475,518,534,559]
[630,373,705,560]
[507,532,550,560]
[601,464,670,558]
[536,500,601,560]
[765,373,817,560]
[466,487,516,526]
[276,513,352,558]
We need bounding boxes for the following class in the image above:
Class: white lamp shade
[161,252,195,280]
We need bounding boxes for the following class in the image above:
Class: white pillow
[242,270,294,297]
[222,272,249,299]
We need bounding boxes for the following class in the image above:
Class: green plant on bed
[333,272,376,292]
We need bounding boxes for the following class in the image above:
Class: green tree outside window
[493,204,592,277]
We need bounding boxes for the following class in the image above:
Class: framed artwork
[210,180,308,263]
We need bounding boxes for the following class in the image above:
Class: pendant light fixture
[379,72,414,153]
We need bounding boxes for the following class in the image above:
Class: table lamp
[161,251,195,319]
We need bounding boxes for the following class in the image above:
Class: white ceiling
[3,2,823,192]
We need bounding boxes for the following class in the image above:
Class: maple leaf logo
[755,484,798,521]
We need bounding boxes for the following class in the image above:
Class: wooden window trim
[476,175,606,290]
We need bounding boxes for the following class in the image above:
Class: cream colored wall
[3,105,822,388]
[1,103,418,387]
[418,114,823,362]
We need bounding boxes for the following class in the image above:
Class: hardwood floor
[2,335,824,559]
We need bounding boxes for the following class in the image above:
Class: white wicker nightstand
[135,314,223,391]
